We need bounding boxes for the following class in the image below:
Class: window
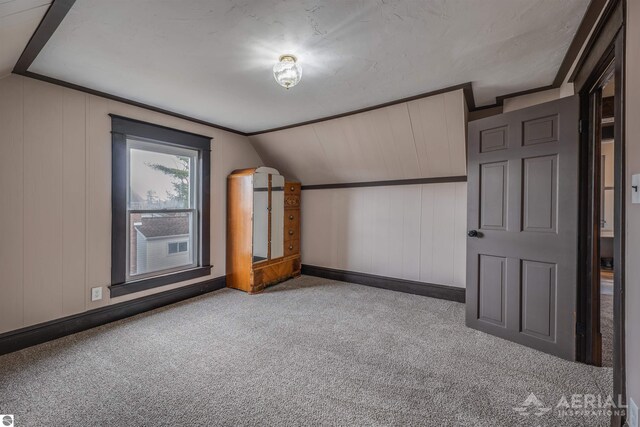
[111,115,211,297]
[168,241,188,255]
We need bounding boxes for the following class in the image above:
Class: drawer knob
[289,245,293,250]
[288,229,294,235]
[290,186,295,191]
[289,215,294,220]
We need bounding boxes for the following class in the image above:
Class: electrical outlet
[629,398,638,427]
[91,287,102,301]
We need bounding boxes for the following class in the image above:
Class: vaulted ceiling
[16,0,589,133]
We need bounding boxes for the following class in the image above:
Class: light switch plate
[91,287,102,301]
[632,174,640,204]
[629,398,638,427]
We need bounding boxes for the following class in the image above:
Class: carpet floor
[0,276,613,426]
[601,293,614,368]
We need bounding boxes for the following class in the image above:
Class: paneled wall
[0,74,263,334]
[302,183,467,288]
[251,89,468,288]
[250,90,467,185]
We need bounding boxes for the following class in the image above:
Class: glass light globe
[273,55,302,89]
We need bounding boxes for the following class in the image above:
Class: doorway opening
[596,73,615,368]
[576,15,625,426]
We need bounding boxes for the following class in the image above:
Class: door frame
[575,0,626,423]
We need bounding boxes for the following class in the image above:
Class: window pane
[129,212,195,277]
[129,141,196,210]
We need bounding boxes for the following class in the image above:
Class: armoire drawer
[286,182,301,195]
[284,224,300,241]
[286,210,300,224]
[284,239,300,256]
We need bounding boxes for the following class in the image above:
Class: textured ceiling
[29,0,588,133]
[0,0,51,78]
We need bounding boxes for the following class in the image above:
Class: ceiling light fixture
[273,54,302,89]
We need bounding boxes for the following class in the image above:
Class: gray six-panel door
[466,96,579,360]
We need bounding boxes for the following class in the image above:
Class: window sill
[109,266,212,298]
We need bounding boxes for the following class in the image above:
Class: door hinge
[576,322,586,336]
[579,119,584,134]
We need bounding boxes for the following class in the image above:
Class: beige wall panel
[312,119,363,183]
[300,191,330,267]
[408,95,450,177]
[210,132,264,278]
[251,89,466,185]
[301,183,466,288]
[0,3,50,78]
[23,79,64,326]
[444,90,468,176]
[419,185,435,282]
[401,186,422,282]
[385,187,405,279]
[85,95,112,309]
[431,184,456,285]
[359,187,375,273]
[370,187,393,276]
[342,188,360,271]
[358,114,397,181]
[382,104,421,179]
[343,113,389,182]
[62,90,87,316]
[250,126,332,184]
[349,107,418,181]
[0,75,24,333]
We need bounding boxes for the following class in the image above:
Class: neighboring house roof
[135,216,189,239]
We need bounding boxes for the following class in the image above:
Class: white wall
[625,0,640,413]
[0,74,263,334]
[302,183,467,288]
[145,236,192,274]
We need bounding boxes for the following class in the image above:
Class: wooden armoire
[226,167,301,293]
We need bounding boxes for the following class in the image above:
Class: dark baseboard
[301,175,467,191]
[301,265,465,303]
[0,276,226,356]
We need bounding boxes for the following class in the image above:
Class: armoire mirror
[252,171,285,264]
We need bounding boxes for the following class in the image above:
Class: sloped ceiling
[27,0,589,133]
[250,89,466,185]
[0,0,51,78]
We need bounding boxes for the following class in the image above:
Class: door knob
[467,230,479,237]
